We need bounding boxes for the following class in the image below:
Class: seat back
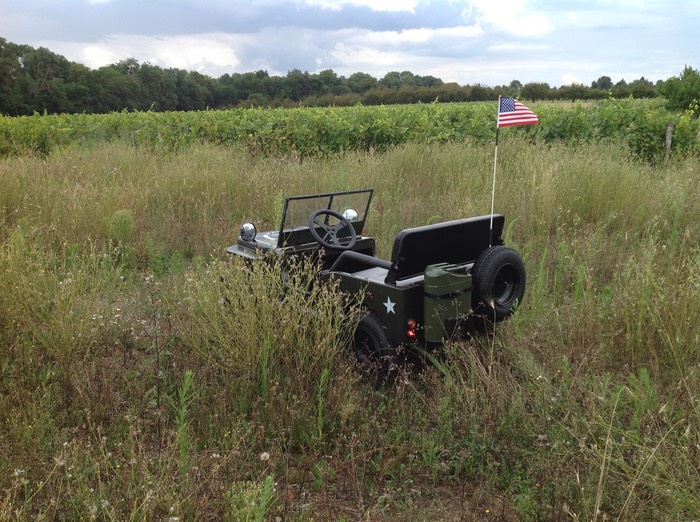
[385,215,505,283]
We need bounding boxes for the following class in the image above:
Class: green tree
[612,79,630,98]
[629,76,656,99]
[213,73,241,107]
[226,70,273,104]
[94,64,142,111]
[171,70,213,110]
[436,82,468,102]
[138,63,177,110]
[245,92,268,107]
[0,38,19,114]
[190,71,214,108]
[508,79,522,97]
[521,82,551,102]
[284,69,320,101]
[112,58,140,77]
[66,63,96,112]
[467,84,493,101]
[557,82,588,102]
[346,72,377,94]
[591,75,613,90]
[399,71,416,87]
[317,69,346,95]
[416,75,443,88]
[379,71,402,89]
[658,66,700,111]
[17,46,73,113]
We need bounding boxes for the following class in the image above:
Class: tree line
[1,37,698,116]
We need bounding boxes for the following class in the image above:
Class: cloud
[561,72,584,85]
[357,24,484,46]
[298,0,425,12]
[82,45,119,67]
[1,0,697,87]
[488,43,548,52]
[463,0,554,37]
[47,34,241,75]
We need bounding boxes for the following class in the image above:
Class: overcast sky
[1,0,698,87]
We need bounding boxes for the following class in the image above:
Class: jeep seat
[328,214,505,285]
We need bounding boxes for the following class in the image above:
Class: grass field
[1,138,699,520]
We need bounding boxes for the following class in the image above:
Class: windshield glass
[278,189,373,246]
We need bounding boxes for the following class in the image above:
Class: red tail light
[407,319,417,339]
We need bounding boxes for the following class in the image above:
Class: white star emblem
[384,297,396,314]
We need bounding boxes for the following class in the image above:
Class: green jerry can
[423,263,472,343]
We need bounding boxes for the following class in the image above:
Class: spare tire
[472,246,526,322]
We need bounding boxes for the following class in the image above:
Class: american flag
[497,97,539,127]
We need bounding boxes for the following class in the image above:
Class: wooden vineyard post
[664,123,674,161]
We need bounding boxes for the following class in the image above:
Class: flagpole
[488,96,538,247]
[490,96,501,247]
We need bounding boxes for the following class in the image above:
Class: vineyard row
[1,99,698,163]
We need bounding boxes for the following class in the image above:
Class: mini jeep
[227,188,525,376]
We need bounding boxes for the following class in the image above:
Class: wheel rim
[493,264,520,306]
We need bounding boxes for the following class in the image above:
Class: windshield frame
[277,188,373,248]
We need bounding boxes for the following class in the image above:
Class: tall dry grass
[1,139,699,520]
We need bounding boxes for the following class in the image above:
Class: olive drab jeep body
[226,188,526,376]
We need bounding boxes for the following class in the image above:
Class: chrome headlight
[240,222,257,242]
[342,208,359,222]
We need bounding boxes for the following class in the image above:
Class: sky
[1,0,698,87]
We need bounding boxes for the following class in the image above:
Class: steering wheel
[308,209,357,250]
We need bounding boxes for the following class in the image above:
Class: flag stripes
[497,97,539,127]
